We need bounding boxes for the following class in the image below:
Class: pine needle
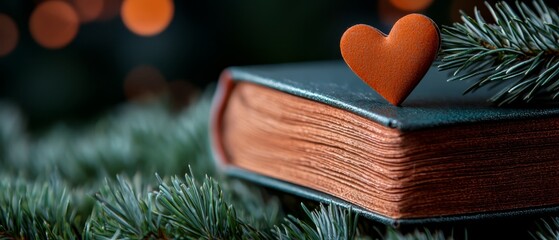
[439,0,559,105]
[274,203,358,240]
[0,177,79,239]
[531,217,559,240]
[86,175,163,239]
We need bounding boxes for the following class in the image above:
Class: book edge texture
[225,167,559,227]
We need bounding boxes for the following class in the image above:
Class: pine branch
[87,170,278,239]
[274,203,358,240]
[531,217,559,240]
[86,175,163,239]
[0,177,79,239]
[153,171,274,239]
[88,170,363,240]
[439,0,559,105]
[224,179,282,229]
[0,90,214,187]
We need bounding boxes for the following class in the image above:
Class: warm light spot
[389,0,434,12]
[73,0,104,23]
[0,14,19,57]
[30,1,79,49]
[124,65,168,101]
[98,0,122,21]
[168,80,198,109]
[121,0,174,36]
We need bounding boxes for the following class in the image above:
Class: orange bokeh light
[124,65,168,101]
[73,0,104,23]
[389,0,434,12]
[121,0,174,36]
[0,14,19,57]
[30,1,79,49]
[97,0,122,21]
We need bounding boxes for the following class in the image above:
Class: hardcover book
[210,61,559,226]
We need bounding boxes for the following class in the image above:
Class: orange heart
[340,14,440,106]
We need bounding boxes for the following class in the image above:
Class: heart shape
[340,14,440,106]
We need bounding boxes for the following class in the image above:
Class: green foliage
[86,175,163,239]
[531,217,559,240]
[275,204,358,240]
[224,179,282,229]
[154,172,273,239]
[439,0,559,105]
[0,94,214,187]
[0,91,363,239]
[86,174,275,239]
[86,171,359,240]
[0,177,79,239]
[0,92,220,239]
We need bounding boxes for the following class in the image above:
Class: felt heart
[340,14,440,106]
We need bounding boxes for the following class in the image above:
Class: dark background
[0,0,557,129]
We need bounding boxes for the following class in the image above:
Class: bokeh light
[124,65,168,101]
[389,0,434,12]
[97,0,122,21]
[0,14,19,57]
[121,0,174,36]
[30,1,80,49]
[168,80,198,109]
[73,0,105,23]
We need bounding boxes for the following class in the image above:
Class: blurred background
[1,0,558,130]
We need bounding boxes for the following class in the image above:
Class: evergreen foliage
[0,92,366,239]
[275,204,358,240]
[439,0,559,105]
[531,218,559,240]
[0,177,78,239]
[86,176,163,239]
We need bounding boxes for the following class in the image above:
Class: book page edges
[210,69,235,167]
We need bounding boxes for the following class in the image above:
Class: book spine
[209,69,235,169]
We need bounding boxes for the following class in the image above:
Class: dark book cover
[210,60,559,226]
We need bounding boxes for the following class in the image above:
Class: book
[210,60,559,226]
